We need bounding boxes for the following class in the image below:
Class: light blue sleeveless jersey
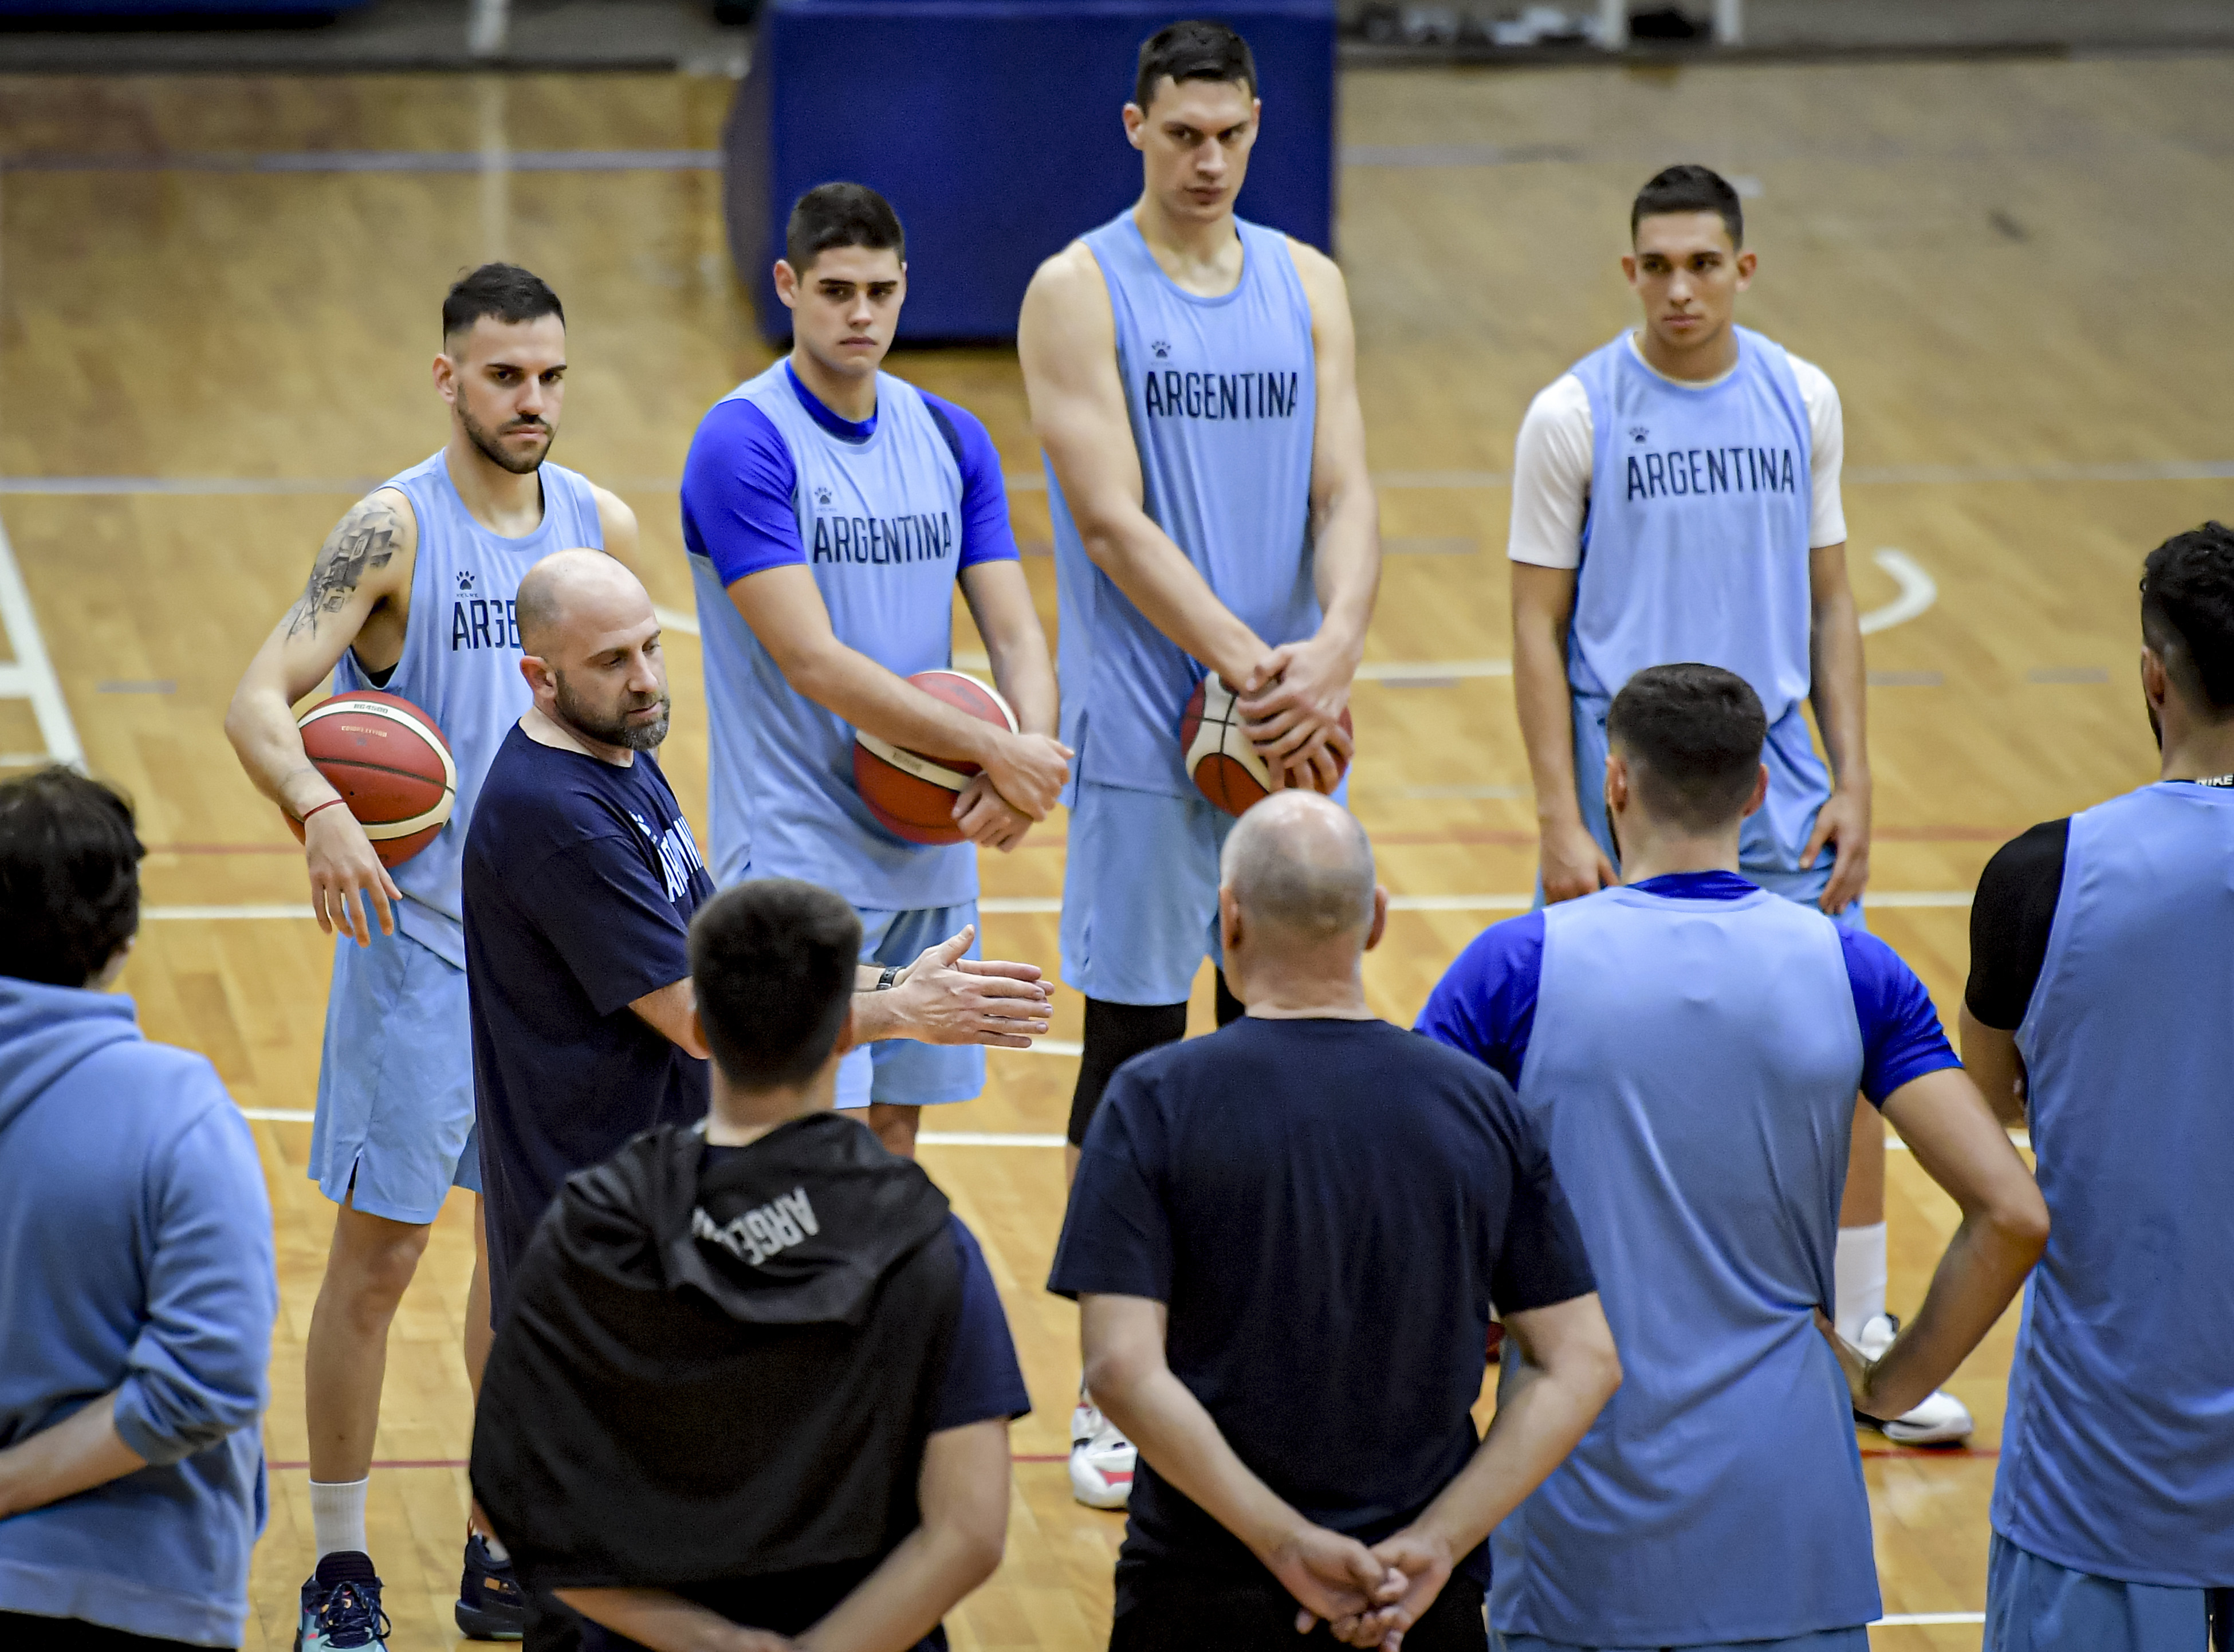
[1999,782,2234,1586]
[1049,211,1320,797]
[333,451,603,968]
[1572,328,1829,873]
[689,361,976,909]
[1497,883,1881,1645]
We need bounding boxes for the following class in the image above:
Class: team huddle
[0,14,2218,1652]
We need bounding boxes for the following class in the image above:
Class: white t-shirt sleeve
[1789,353,1847,549]
[1507,373,1595,570]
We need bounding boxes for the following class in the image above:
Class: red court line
[163,827,2026,859]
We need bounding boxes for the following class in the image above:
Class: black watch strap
[876,965,902,991]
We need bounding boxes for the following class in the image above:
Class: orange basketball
[1180,674,1352,818]
[284,690,457,868]
[852,670,1019,845]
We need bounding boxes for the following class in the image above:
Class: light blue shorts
[1060,781,1238,1006]
[1986,1533,2218,1652]
[836,902,986,1111]
[1562,691,1863,931]
[1494,1628,1870,1652]
[312,925,481,1225]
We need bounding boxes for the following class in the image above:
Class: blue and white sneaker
[296,1550,391,1650]
[456,1531,526,1639]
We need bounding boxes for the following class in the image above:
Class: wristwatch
[876,965,902,991]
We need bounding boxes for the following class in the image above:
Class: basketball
[1180,674,1352,818]
[284,690,458,868]
[852,670,1020,845]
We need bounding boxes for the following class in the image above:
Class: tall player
[1962,524,2234,1652]
[1018,19,1380,1509]
[1507,164,1969,1443]
[682,182,1068,1162]
[226,265,631,1648]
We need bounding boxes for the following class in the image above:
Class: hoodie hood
[560,1110,953,1328]
[0,978,141,1135]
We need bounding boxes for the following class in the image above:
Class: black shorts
[0,1615,229,1652]
[1110,1564,1486,1652]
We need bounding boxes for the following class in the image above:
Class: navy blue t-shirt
[1417,871,1960,1103]
[463,724,717,1312]
[1047,1016,1596,1603]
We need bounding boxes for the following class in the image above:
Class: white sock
[1834,1222,1889,1343]
[479,1532,510,1565]
[309,1476,370,1560]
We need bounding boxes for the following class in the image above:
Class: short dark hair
[442,263,564,344]
[784,182,905,274]
[1134,19,1257,112]
[1631,164,1744,248]
[2141,521,2234,716]
[1606,664,1769,832]
[689,880,862,1089]
[0,767,144,988]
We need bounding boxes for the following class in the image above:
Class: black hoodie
[470,1110,964,1632]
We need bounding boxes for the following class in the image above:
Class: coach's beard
[557,676,671,752]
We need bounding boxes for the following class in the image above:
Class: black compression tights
[1066,972,1245,1147]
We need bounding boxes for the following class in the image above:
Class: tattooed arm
[225,489,419,945]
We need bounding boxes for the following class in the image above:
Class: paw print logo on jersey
[815,485,833,506]
[1630,426,1650,443]
[456,570,477,592]
[1150,340,1171,359]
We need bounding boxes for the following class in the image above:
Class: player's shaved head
[1220,791,1376,940]
[516,548,642,658]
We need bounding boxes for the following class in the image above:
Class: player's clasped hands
[889,925,1053,1049]
[1237,635,1357,793]
[1266,1522,1422,1650]
[972,728,1073,826]
[301,804,402,946]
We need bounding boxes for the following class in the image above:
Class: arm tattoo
[286,498,401,639]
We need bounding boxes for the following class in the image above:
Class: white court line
[919,1131,1069,1147]
[1874,1613,1987,1626]
[0,512,83,769]
[158,894,1976,922]
[675,546,1930,670]
[1860,549,1939,636]
[242,1108,316,1122]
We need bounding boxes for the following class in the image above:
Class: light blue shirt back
[334,451,603,967]
[690,361,976,908]
[1497,883,1881,1645]
[1049,212,1320,797]
[1999,782,2234,1586]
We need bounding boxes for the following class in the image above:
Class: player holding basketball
[226,265,632,1647]
[1018,18,1380,1509]
[682,182,1067,1162]
[1507,164,1969,1442]
[1962,523,2234,1652]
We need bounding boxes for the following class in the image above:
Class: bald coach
[464,550,1056,1318]
[1048,792,1622,1652]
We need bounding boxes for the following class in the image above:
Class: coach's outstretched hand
[884,926,1052,1049]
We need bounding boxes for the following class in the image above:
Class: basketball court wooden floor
[2,46,2231,1651]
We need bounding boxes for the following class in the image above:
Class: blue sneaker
[296,1550,390,1650]
[456,1532,526,1639]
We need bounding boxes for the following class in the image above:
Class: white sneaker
[1855,1313,1975,1445]
[1069,1398,1136,1509]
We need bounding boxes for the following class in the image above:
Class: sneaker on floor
[1854,1313,1975,1445]
[1070,1398,1136,1511]
[456,1532,526,1641]
[296,1551,391,1651]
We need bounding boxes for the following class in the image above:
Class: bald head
[1220,791,1375,942]
[516,547,648,659]
[516,549,672,755]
